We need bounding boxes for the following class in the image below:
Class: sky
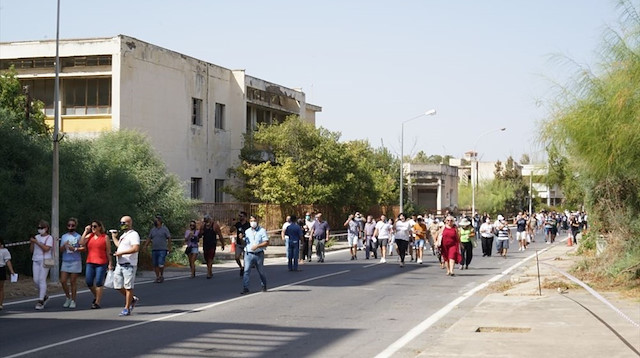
[0,0,622,163]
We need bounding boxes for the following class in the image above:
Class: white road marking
[3,269,351,358]
[374,246,554,358]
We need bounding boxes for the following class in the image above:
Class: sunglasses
[91,225,99,228]
[38,226,46,229]
[120,221,127,225]
[67,224,76,228]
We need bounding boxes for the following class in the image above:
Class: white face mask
[250,221,257,228]
[38,228,46,235]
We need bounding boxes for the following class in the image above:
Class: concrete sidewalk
[417,243,640,358]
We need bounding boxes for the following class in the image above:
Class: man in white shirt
[111,215,140,316]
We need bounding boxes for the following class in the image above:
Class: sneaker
[91,303,101,309]
[35,302,44,310]
[43,295,49,307]
[69,300,76,309]
[350,256,355,260]
[130,296,139,312]
[240,288,249,295]
[380,258,386,263]
[417,258,423,264]
[63,298,72,308]
[159,276,164,283]
[262,285,267,292]
[119,308,130,316]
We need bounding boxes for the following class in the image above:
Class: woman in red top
[441,216,462,276]
[80,220,112,309]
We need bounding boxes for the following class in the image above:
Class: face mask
[120,224,128,231]
[305,215,310,220]
[250,221,257,228]
[38,228,46,235]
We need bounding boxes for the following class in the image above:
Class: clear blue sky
[0,0,621,163]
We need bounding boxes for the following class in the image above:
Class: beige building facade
[404,163,459,214]
[0,35,321,202]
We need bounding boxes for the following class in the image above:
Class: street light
[471,127,506,218]
[400,109,437,212]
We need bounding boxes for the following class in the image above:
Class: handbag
[43,257,55,268]
[104,270,114,288]
[471,239,478,248]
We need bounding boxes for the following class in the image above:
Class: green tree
[0,67,49,135]
[542,0,640,284]
[231,116,398,209]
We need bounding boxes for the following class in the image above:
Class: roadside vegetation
[542,0,640,291]
[0,69,196,275]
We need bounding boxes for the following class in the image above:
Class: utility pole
[50,0,61,282]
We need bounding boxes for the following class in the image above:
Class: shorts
[414,239,425,248]
[377,238,389,247]
[517,231,527,241]
[61,260,82,273]
[0,266,6,281]
[347,233,358,246]
[496,239,509,251]
[189,247,199,255]
[152,250,168,267]
[114,264,137,290]
[204,247,216,261]
[85,263,108,287]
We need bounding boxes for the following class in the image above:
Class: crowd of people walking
[2,208,587,315]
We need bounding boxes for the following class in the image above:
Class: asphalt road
[0,229,553,358]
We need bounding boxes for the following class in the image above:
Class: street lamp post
[471,127,506,217]
[400,109,437,212]
[50,0,61,282]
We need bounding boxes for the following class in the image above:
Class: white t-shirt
[31,234,53,261]
[394,220,412,241]
[375,221,391,239]
[282,222,291,239]
[0,248,11,267]
[116,230,141,266]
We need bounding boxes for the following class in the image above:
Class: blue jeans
[243,251,266,290]
[287,241,300,270]
[86,263,108,287]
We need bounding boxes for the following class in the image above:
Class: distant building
[0,35,321,202]
[404,163,459,214]
[521,164,563,206]
[450,151,519,188]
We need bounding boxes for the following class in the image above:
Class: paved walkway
[417,243,640,358]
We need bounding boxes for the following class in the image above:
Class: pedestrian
[387,218,395,257]
[201,214,224,279]
[285,215,303,271]
[495,215,512,258]
[373,215,391,263]
[354,212,365,251]
[302,212,315,263]
[344,213,359,260]
[59,217,82,309]
[281,215,291,260]
[515,212,527,251]
[413,216,427,264]
[80,220,112,309]
[435,219,445,268]
[111,215,140,316]
[441,216,462,276]
[428,218,440,256]
[479,218,494,257]
[458,218,474,270]
[570,214,580,244]
[30,220,53,310]
[407,214,417,261]
[233,212,250,277]
[143,214,172,283]
[364,215,377,259]
[0,238,16,311]
[241,215,269,294]
[184,220,200,278]
[310,213,330,263]
[393,214,411,267]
